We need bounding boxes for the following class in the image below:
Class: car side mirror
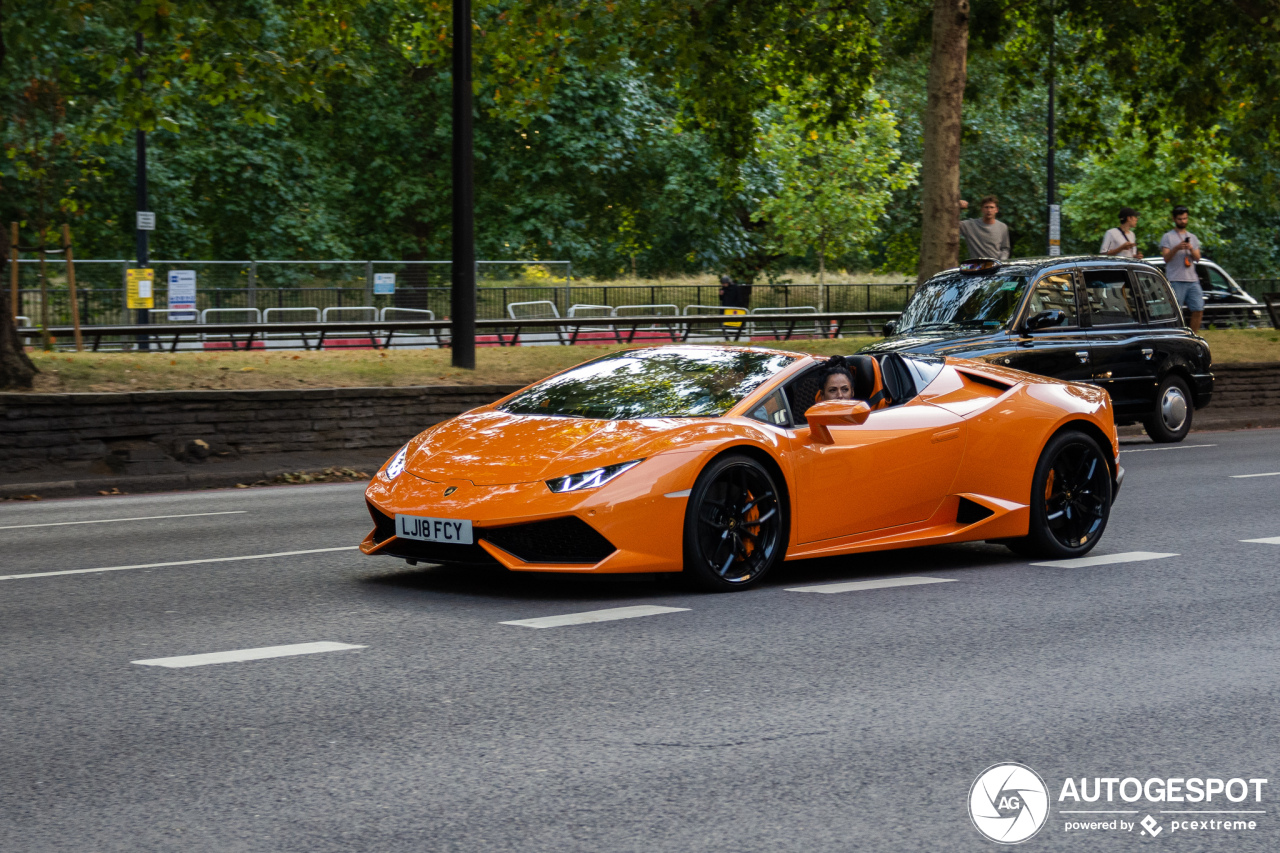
[882,319,898,337]
[1024,309,1066,332]
[806,400,872,444]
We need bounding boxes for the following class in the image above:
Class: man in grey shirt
[958,195,1011,260]
[1159,205,1203,332]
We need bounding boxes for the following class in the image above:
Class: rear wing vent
[957,370,1014,393]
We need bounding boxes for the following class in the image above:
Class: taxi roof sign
[958,258,1001,273]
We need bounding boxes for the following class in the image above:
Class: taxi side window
[1025,273,1079,327]
[1135,272,1178,323]
[1082,269,1140,325]
[747,389,791,428]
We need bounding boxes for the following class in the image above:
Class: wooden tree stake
[63,224,83,351]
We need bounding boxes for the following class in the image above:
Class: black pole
[450,0,476,368]
[135,29,150,348]
[1046,7,1057,255]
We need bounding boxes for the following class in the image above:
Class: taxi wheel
[1142,374,1193,443]
[1007,430,1112,560]
[683,454,787,592]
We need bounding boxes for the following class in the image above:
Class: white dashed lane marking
[1230,472,1280,479]
[1241,537,1280,545]
[1032,551,1178,568]
[133,642,366,669]
[785,577,957,594]
[0,511,247,531]
[0,546,360,581]
[501,605,690,629]
[1119,444,1217,454]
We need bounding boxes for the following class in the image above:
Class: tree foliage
[753,92,918,293]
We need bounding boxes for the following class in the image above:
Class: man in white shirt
[1100,207,1141,258]
[958,195,1011,260]
[1159,205,1203,332]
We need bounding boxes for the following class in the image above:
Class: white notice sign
[137,211,156,231]
[373,272,396,295]
[1048,204,1061,256]
[168,270,197,321]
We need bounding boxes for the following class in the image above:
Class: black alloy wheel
[1142,374,1193,443]
[683,454,788,591]
[1006,430,1112,560]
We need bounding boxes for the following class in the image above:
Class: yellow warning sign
[722,306,747,329]
[126,268,155,309]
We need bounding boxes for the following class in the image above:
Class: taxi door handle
[1075,350,1090,364]
[1142,348,1154,360]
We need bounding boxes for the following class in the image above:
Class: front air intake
[482,517,617,564]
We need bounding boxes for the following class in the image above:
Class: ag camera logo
[969,763,1050,844]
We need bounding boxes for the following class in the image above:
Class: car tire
[1005,430,1112,561]
[1142,374,1193,443]
[683,454,788,592]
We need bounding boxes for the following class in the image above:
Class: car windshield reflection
[499,347,799,420]
[898,272,1031,334]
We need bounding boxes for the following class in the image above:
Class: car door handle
[1142,348,1154,360]
[1075,350,1089,363]
[931,428,961,444]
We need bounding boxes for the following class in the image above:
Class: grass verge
[11,329,1276,394]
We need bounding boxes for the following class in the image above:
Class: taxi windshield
[898,272,1030,334]
[499,347,797,419]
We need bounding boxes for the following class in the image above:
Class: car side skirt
[784,492,1029,561]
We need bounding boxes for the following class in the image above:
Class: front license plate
[395,514,473,545]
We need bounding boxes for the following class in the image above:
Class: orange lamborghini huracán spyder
[361,346,1123,591]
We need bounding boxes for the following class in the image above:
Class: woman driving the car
[818,355,854,401]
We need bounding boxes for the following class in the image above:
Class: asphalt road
[2,429,1279,852]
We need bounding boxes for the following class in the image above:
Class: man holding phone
[1160,205,1203,331]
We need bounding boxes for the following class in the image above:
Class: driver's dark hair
[820,354,853,389]
[1172,205,1189,218]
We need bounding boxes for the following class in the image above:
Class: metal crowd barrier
[17,311,904,352]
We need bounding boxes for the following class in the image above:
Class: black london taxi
[861,256,1214,442]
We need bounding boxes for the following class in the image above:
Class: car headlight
[382,445,409,481]
[546,460,643,493]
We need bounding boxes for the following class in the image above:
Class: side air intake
[957,497,996,526]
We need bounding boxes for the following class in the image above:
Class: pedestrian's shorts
[1171,280,1205,312]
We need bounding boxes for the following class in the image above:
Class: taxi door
[1003,270,1095,384]
[786,401,967,544]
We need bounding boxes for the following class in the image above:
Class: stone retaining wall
[2,363,1278,478]
[0,385,523,477]
[1196,362,1280,430]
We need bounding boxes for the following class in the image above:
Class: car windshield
[898,271,1031,333]
[499,347,797,419]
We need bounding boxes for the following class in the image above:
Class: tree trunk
[817,235,826,312]
[916,0,970,285]
[0,228,38,389]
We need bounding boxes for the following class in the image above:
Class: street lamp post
[135,29,151,349]
[451,0,476,369]
[1047,5,1060,256]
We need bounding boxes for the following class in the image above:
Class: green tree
[1061,124,1239,254]
[753,94,918,308]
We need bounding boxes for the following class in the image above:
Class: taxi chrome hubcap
[1044,443,1109,549]
[695,464,781,584]
[1161,386,1189,432]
